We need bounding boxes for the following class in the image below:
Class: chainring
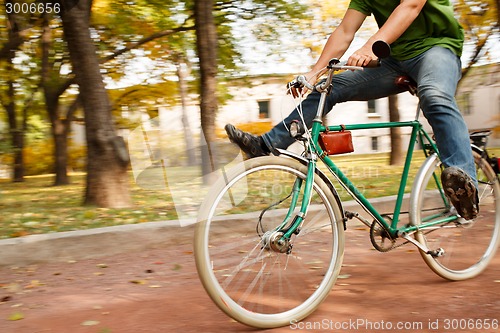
[370,217,396,252]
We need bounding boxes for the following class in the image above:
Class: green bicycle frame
[281,118,455,240]
[278,61,458,241]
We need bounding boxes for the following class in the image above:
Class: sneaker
[225,124,270,158]
[441,166,479,220]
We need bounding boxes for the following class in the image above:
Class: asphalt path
[1,220,499,333]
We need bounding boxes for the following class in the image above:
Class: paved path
[1,222,499,333]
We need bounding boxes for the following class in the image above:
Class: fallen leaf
[25,280,43,289]
[6,283,21,293]
[129,280,147,285]
[1,296,12,303]
[81,320,100,326]
[8,312,24,321]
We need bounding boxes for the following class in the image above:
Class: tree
[388,95,403,166]
[175,57,197,166]
[40,12,78,185]
[0,4,29,182]
[455,0,499,74]
[194,0,218,181]
[60,0,131,207]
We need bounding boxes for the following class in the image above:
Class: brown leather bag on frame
[318,125,354,155]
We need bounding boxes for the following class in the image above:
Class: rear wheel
[410,151,500,280]
[194,156,345,328]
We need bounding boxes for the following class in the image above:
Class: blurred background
[0,0,498,238]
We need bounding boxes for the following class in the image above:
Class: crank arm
[402,233,444,257]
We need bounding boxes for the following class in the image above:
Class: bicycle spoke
[412,152,500,280]
[195,156,344,326]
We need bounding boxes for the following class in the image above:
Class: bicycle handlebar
[290,41,390,95]
[292,58,381,94]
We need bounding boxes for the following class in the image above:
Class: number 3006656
[5,2,61,14]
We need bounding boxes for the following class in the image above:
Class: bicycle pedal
[428,248,445,258]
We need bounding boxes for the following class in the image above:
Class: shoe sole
[441,167,478,220]
[225,124,267,159]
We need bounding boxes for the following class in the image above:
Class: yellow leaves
[24,280,44,289]
[315,0,350,21]
[8,312,24,321]
[217,121,273,138]
[455,0,498,30]
[93,0,112,11]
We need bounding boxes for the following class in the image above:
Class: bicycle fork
[262,102,331,253]
[260,158,317,254]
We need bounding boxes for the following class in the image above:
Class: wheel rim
[412,153,500,280]
[195,158,344,327]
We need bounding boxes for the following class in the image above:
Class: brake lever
[295,75,315,91]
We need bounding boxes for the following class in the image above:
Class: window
[258,100,270,119]
[371,137,379,151]
[367,100,377,114]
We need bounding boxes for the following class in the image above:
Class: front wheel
[194,156,345,328]
[410,151,500,280]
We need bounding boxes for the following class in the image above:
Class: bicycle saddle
[395,76,417,95]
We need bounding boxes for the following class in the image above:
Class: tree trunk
[194,0,218,182]
[497,0,500,29]
[6,80,24,182]
[177,62,197,166]
[388,95,403,166]
[60,0,131,207]
[41,11,71,185]
[3,6,25,182]
[52,119,70,185]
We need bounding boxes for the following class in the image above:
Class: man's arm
[310,9,367,74]
[348,0,427,66]
[290,9,366,97]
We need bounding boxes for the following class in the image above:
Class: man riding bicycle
[225,0,479,220]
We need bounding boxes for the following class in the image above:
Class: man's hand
[347,44,377,67]
[287,68,327,98]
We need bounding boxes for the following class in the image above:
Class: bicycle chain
[369,217,441,253]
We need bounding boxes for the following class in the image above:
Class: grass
[0,173,178,239]
[324,152,425,201]
[2,148,498,239]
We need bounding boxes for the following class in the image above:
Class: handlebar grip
[296,75,315,91]
[364,59,381,68]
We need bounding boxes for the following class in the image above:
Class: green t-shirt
[348,0,464,60]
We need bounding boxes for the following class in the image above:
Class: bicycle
[193,41,500,328]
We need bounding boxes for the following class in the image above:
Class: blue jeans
[262,46,477,184]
